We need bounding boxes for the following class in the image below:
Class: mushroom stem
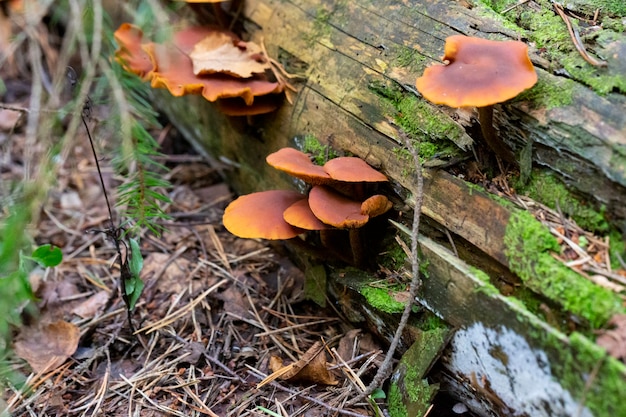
[477,105,517,165]
[349,229,365,268]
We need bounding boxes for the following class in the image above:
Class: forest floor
[1,106,401,416]
[3,2,626,416]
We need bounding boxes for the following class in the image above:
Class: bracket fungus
[113,24,286,115]
[416,35,537,164]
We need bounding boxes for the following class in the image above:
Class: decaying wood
[155,0,626,416]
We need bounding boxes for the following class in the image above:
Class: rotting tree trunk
[155,0,626,416]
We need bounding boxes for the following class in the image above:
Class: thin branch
[554,3,607,67]
[350,128,425,404]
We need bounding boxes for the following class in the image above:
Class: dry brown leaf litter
[2,112,382,416]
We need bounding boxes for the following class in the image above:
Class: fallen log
[153,0,626,416]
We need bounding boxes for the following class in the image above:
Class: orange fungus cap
[308,186,369,229]
[223,190,306,239]
[415,35,537,108]
[266,148,332,185]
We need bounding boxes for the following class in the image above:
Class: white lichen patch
[449,323,592,417]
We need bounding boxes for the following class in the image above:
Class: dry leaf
[71,290,109,319]
[0,108,22,131]
[336,329,361,362]
[190,33,270,78]
[596,314,626,361]
[215,285,250,318]
[265,341,338,386]
[14,320,80,373]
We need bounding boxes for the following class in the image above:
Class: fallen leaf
[264,341,338,386]
[596,314,626,361]
[140,252,190,294]
[147,42,281,105]
[0,108,22,131]
[71,290,109,319]
[336,329,361,362]
[190,32,270,78]
[215,285,250,318]
[14,320,80,373]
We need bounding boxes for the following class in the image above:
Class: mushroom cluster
[113,23,286,116]
[223,148,392,266]
[416,35,537,165]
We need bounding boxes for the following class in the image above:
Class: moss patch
[514,170,609,233]
[387,382,408,417]
[515,73,576,109]
[360,285,405,314]
[504,210,624,328]
[480,0,626,95]
[299,134,339,165]
[387,327,447,416]
[368,79,470,159]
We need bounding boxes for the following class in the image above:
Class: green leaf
[125,238,144,310]
[30,244,63,267]
[128,238,143,279]
[370,388,386,400]
[124,275,144,311]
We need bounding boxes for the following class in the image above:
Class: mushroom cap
[146,42,281,105]
[113,24,154,78]
[415,35,537,108]
[361,195,392,218]
[283,199,330,230]
[223,190,306,239]
[308,186,369,229]
[266,148,332,185]
[323,157,388,183]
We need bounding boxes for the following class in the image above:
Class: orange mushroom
[223,147,392,266]
[323,157,388,183]
[308,185,392,266]
[113,23,155,79]
[283,199,330,231]
[223,190,306,239]
[266,148,332,185]
[113,24,284,112]
[415,35,537,164]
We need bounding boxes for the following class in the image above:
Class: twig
[554,3,607,67]
[502,0,531,14]
[350,128,425,404]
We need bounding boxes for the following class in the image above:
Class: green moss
[379,241,408,270]
[504,210,624,328]
[387,328,445,415]
[391,46,426,73]
[388,382,408,417]
[300,134,339,165]
[609,230,626,270]
[360,286,405,314]
[470,266,501,296]
[481,0,626,95]
[368,80,468,160]
[530,329,626,417]
[515,74,576,109]
[562,333,626,417]
[514,171,609,233]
